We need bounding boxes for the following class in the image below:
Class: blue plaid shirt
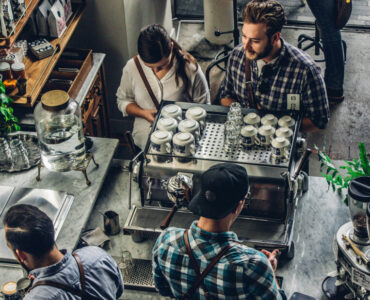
[152,221,286,299]
[220,39,330,129]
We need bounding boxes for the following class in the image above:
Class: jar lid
[0,62,10,70]
[11,62,25,71]
[41,90,69,111]
[349,177,370,203]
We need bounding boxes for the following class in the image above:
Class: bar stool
[297,21,347,63]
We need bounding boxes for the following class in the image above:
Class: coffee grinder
[323,177,370,299]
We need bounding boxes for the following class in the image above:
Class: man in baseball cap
[152,163,286,299]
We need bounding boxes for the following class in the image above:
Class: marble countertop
[0,137,118,282]
[85,163,350,299]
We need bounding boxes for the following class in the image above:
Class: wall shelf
[9,2,87,107]
[0,0,41,48]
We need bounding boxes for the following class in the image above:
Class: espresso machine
[323,177,370,299]
[124,101,310,258]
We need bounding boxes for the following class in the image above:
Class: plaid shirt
[152,221,286,299]
[220,39,330,129]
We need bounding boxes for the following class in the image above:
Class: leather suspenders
[179,229,232,300]
[245,57,257,109]
[133,55,160,110]
[28,253,100,300]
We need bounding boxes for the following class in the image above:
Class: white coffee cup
[275,127,293,142]
[271,137,290,159]
[278,115,296,130]
[256,125,275,147]
[161,104,182,122]
[173,132,196,163]
[185,106,207,132]
[150,130,172,162]
[178,119,201,143]
[240,125,258,148]
[157,117,178,135]
[261,114,278,128]
[243,112,261,128]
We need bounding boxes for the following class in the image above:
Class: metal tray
[0,133,40,172]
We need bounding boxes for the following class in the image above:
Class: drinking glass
[118,250,134,277]
[224,120,239,150]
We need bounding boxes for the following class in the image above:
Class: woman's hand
[141,109,158,123]
[126,103,157,123]
[261,249,279,272]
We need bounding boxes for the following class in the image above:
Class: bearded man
[220,0,329,132]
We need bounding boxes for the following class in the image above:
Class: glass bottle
[34,90,86,172]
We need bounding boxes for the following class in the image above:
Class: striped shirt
[220,39,329,129]
[152,221,286,299]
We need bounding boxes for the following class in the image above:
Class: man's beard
[246,39,273,61]
[13,250,31,274]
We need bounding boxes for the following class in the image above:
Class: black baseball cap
[188,163,249,219]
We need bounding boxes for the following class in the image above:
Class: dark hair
[137,24,198,93]
[242,0,287,38]
[4,204,55,258]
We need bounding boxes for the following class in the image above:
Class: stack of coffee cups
[172,132,196,163]
[150,130,172,163]
[270,115,295,163]
[185,106,207,133]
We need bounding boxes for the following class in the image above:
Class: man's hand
[141,109,157,123]
[261,249,279,272]
[220,97,234,107]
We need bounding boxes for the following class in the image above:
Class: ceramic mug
[278,115,296,130]
[16,277,31,298]
[271,137,290,159]
[150,130,172,162]
[178,119,201,143]
[243,112,261,128]
[161,104,182,122]
[256,125,275,148]
[275,127,293,142]
[157,117,178,136]
[240,125,258,148]
[1,281,20,299]
[173,132,195,163]
[261,114,278,128]
[185,106,207,132]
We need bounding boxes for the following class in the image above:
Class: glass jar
[348,177,370,239]
[11,62,26,79]
[34,90,86,172]
[0,62,12,80]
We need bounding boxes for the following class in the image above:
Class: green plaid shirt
[152,221,286,299]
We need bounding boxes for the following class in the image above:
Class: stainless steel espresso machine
[124,101,309,260]
[323,177,370,299]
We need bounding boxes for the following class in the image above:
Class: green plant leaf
[0,81,5,94]
[359,142,370,175]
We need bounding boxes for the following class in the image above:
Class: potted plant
[315,142,370,205]
[0,80,20,136]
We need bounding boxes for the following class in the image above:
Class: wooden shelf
[10,2,87,107]
[0,0,41,48]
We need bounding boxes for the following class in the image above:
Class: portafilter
[160,174,193,230]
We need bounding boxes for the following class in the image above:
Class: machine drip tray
[124,205,290,250]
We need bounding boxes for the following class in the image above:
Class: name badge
[287,94,300,110]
